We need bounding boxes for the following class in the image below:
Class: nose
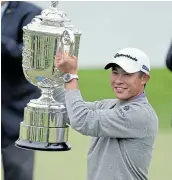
[114,74,124,84]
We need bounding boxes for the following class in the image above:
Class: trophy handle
[61,29,75,56]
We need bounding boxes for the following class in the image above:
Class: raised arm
[53,86,109,125]
[53,86,105,109]
[65,89,157,138]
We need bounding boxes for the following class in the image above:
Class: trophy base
[15,139,71,151]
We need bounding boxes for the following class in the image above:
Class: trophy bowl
[15,1,81,151]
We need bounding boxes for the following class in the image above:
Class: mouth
[114,87,127,93]
[115,87,127,89]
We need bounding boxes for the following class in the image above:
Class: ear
[141,74,150,85]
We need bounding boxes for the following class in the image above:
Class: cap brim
[104,57,140,73]
[104,63,116,70]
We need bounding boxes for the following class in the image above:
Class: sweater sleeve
[1,7,42,65]
[53,86,108,125]
[65,89,154,138]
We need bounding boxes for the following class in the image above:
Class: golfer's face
[110,66,146,100]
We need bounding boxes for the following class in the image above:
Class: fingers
[55,51,78,69]
[55,57,64,66]
[56,47,62,55]
[72,56,78,60]
[55,48,64,64]
[55,55,64,68]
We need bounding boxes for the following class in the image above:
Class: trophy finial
[51,1,59,9]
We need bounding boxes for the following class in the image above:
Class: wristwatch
[63,73,79,83]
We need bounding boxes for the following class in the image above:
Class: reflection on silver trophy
[15,1,81,151]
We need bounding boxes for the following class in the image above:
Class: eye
[124,73,131,76]
[112,71,118,75]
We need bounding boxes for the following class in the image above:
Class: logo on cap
[114,53,138,62]
[142,65,149,72]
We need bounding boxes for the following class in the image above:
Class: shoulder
[122,100,157,118]
[18,1,42,14]
[95,99,117,109]
[166,42,172,71]
[121,101,159,133]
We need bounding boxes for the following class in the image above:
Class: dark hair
[139,71,145,77]
[112,64,120,70]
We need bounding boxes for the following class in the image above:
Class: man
[166,42,172,71]
[1,1,42,180]
[54,47,158,180]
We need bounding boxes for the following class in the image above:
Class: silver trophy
[15,1,81,151]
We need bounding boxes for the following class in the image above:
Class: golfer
[54,47,159,180]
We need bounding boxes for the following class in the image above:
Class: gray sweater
[53,87,158,180]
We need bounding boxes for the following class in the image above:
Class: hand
[55,49,78,74]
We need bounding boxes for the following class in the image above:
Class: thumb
[72,55,77,59]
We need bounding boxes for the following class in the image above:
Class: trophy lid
[24,1,80,35]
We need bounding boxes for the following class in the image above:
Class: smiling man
[55,47,159,180]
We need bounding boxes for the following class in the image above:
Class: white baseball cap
[104,48,150,75]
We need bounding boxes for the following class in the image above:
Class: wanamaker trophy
[15,1,81,151]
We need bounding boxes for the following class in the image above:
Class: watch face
[64,73,71,82]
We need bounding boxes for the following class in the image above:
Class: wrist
[63,73,78,83]
[68,69,77,74]
[70,71,77,74]
[65,79,78,90]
